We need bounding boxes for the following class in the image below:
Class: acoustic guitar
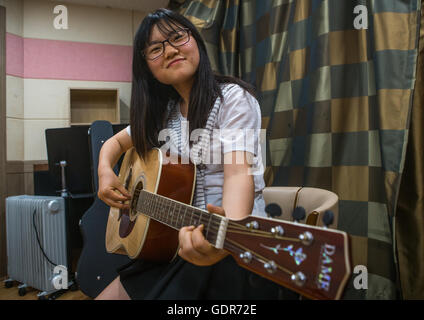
[105,147,351,300]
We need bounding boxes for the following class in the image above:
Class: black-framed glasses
[143,29,191,60]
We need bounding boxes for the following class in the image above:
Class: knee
[95,276,130,300]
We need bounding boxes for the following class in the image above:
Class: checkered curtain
[176,0,422,299]
[395,0,424,299]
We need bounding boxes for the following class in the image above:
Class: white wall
[4,0,148,161]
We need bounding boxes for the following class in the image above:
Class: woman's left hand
[178,204,229,266]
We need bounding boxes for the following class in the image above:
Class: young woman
[95,8,297,300]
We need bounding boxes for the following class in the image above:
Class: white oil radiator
[5,195,68,299]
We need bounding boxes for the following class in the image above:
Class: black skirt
[118,255,299,300]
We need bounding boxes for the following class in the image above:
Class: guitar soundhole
[118,210,135,238]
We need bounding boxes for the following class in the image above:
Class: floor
[0,279,92,300]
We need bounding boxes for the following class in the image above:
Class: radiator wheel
[18,287,27,296]
[4,280,13,288]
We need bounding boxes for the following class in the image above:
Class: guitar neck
[134,189,228,248]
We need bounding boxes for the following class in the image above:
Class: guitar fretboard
[134,189,224,246]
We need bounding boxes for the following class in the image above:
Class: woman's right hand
[98,167,132,209]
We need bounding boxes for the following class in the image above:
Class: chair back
[262,187,339,229]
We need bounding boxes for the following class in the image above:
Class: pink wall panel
[6,33,24,78]
[6,33,133,82]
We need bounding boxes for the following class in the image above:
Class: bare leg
[95,276,131,300]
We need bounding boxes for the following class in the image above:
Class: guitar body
[105,147,196,261]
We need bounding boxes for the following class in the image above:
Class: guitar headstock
[225,216,351,300]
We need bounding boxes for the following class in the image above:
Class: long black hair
[130,8,255,158]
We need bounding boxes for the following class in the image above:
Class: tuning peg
[239,251,252,264]
[270,225,284,236]
[292,206,306,222]
[264,261,277,274]
[291,271,306,287]
[322,210,334,228]
[265,203,282,218]
[245,221,259,229]
[299,231,314,246]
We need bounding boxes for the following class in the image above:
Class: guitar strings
[133,204,297,269]
[129,182,238,241]
[129,189,300,278]
[132,189,302,244]
[135,189,224,233]
[226,221,302,243]
[136,189,227,237]
[224,238,294,276]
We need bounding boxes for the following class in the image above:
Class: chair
[262,187,339,229]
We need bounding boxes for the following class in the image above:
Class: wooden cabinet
[70,88,119,125]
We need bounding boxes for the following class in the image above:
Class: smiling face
[145,23,200,89]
